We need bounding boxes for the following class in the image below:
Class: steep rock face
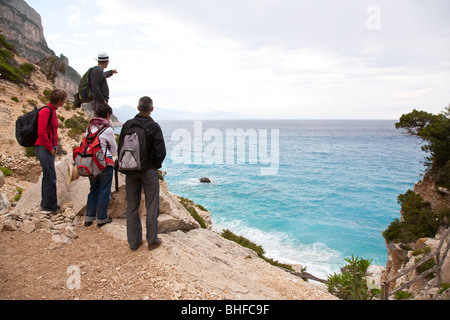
[383,175,450,300]
[36,55,79,97]
[414,175,450,212]
[0,0,80,97]
[0,0,54,62]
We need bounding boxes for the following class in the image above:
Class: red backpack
[73,125,113,177]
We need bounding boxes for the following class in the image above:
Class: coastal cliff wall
[383,175,450,300]
[0,0,80,97]
[0,0,54,62]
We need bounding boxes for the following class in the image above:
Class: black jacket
[90,67,113,103]
[118,114,166,169]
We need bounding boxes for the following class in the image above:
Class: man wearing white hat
[90,52,118,114]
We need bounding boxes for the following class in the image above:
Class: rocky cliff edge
[0,155,336,300]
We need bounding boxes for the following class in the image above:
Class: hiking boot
[97,217,113,228]
[147,239,162,251]
[41,206,63,214]
[130,242,142,251]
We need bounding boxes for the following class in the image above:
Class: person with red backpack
[84,103,117,228]
[34,89,67,213]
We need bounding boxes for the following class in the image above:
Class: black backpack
[15,106,53,147]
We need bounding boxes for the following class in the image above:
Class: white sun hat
[95,52,110,62]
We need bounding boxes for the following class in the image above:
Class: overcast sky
[26,0,450,119]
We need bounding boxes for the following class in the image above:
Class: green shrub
[68,128,84,138]
[0,34,27,84]
[394,290,413,300]
[438,208,450,227]
[221,229,265,257]
[179,196,206,228]
[0,166,13,176]
[0,33,14,51]
[411,246,431,256]
[37,89,52,105]
[24,147,36,158]
[326,254,380,300]
[383,190,439,243]
[196,204,208,212]
[19,62,35,76]
[221,229,294,271]
[13,187,23,202]
[396,107,450,186]
[416,257,436,274]
[157,170,165,181]
[65,115,89,136]
[440,283,450,294]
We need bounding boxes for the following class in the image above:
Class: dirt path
[0,226,214,300]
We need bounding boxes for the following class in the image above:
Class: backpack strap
[129,118,154,132]
[87,124,108,138]
[83,125,109,155]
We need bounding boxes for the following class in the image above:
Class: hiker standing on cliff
[84,103,117,228]
[118,96,166,251]
[34,89,67,213]
[90,52,118,115]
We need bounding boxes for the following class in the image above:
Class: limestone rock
[0,0,54,62]
[102,226,338,300]
[14,156,205,236]
[51,234,72,245]
[414,176,450,212]
[19,219,35,234]
[108,179,201,234]
[64,226,78,239]
[0,171,4,188]
[0,193,10,214]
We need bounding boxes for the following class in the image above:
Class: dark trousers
[91,99,108,116]
[85,164,114,224]
[34,145,57,210]
[125,169,160,249]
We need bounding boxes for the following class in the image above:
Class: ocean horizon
[116,119,426,279]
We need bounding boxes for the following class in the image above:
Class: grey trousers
[125,169,160,248]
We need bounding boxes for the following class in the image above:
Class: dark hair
[49,89,67,105]
[138,96,153,113]
[96,103,113,118]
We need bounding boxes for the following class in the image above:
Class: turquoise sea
[153,119,424,279]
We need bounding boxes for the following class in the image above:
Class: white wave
[213,218,343,280]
